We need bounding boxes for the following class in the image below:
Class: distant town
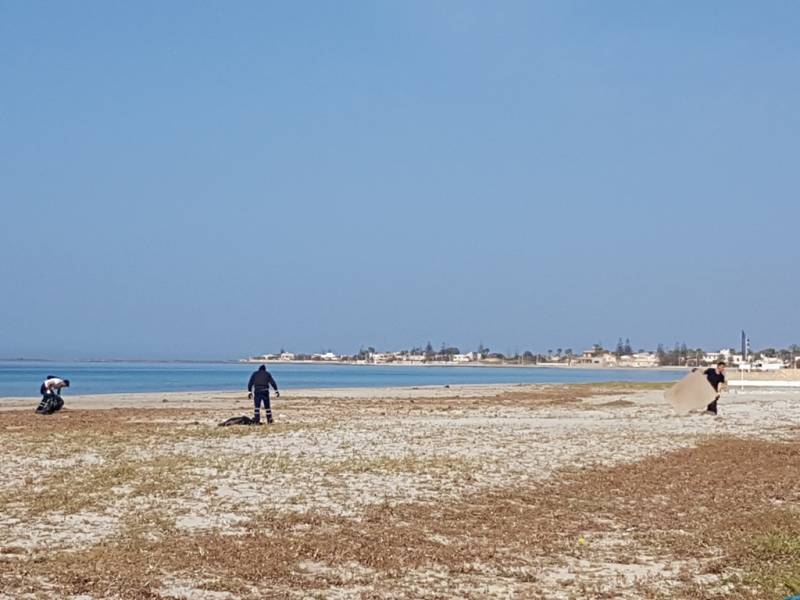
[243,338,800,372]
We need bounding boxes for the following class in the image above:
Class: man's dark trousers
[253,390,273,424]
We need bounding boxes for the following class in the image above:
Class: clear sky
[1,1,798,359]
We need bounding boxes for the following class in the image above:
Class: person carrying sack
[703,361,727,415]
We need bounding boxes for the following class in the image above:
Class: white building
[312,352,339,361]
[754,357,784,371]
[452,353,473,363]
[280,352,296,361]
[729,354,745,366]
[582,352,617,366]
[625,352,659,368]
[401,354,426,363]
[576,350,615,365]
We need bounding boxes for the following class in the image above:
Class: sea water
[0,360,684,398]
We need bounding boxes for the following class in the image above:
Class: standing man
[36,375,70,414]
[703,361,727,415]
[247,365,280,424]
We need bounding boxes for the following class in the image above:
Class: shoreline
[6,356,797,378]
[0,382,665,411]
[9,356,793,376]
[2,378,799,412]
[3,374,797,405]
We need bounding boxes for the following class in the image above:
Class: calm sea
[0,361,683,398]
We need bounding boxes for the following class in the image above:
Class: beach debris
[218,416,261,426]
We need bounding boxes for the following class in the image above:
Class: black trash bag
[218,415,259,426]
[35,394,63,415]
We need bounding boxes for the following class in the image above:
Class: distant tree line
[267,341,800,367]
[614,338,633,358]
[346,342,571,364]
[656,343,703,366]
[655,343,800,367]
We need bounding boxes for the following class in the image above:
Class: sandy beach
[1,382,799,599]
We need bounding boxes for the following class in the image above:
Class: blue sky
[1,1,798,359]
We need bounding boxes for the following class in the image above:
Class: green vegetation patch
[742,525,800,595]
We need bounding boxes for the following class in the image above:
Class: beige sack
[664,370,718,414]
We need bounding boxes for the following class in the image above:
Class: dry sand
[1,383,798,599]
[730,368,800,381]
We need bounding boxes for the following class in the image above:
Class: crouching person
[247,365,279,424]
[36,375,70,414]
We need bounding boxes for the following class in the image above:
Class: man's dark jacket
[248,369,278,393]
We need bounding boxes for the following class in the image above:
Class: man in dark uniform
[703,361,727,415]
[247,365,280,424]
